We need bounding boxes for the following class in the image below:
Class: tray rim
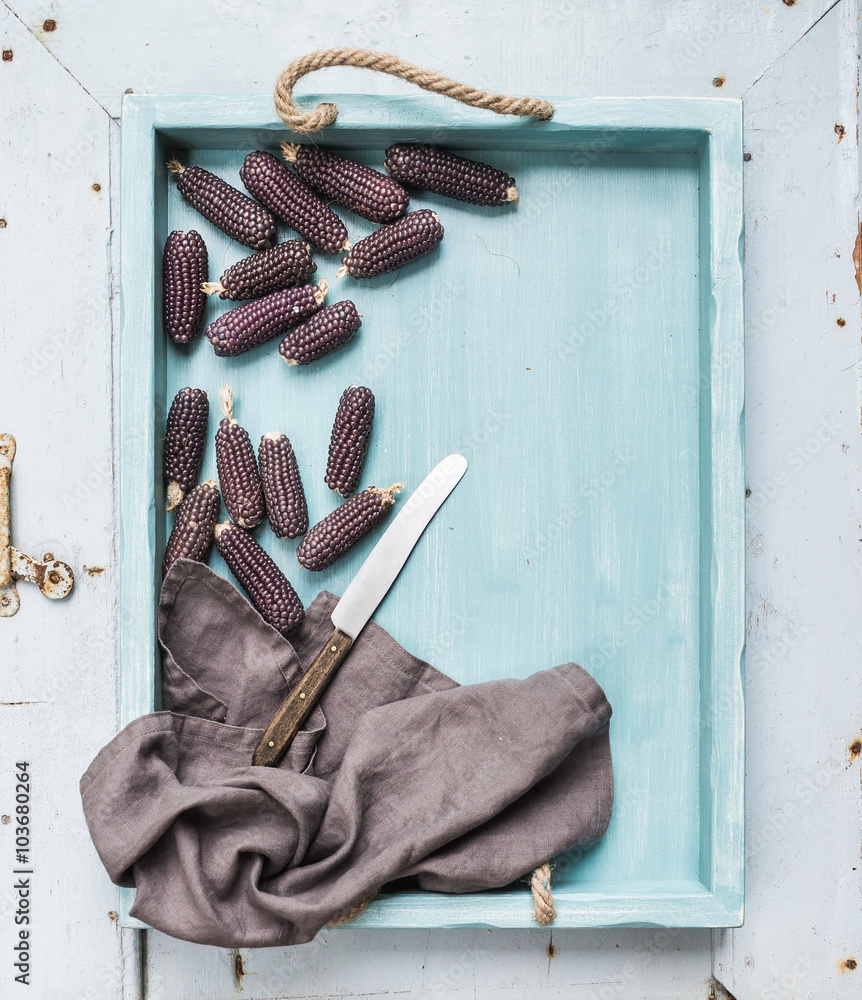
[118,92,744,930]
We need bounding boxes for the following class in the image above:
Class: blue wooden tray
[119,93,744,929]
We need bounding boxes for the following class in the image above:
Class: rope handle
[274,48,554,134]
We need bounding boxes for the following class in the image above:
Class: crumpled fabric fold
[81,559,613,947]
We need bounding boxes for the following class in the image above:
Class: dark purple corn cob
[282,143,409,225]
[297,484,403,571]
[205,280,327,357]
[215,521,304,633]
[278,301,361,366]
[202,240,316,301]
[240,151,349,255]
[162,480,220,577]
[337,210,444,280]
[167,159,277,252]
[259,433,309,539]
[384,144,519,206]
[215,386,264,529]
[325,386,375,498]
[164,387,209,512]
[163,231,209,344]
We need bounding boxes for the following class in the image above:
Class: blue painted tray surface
[119,94,744,929]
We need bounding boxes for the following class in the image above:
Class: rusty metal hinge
[0,434,74,617]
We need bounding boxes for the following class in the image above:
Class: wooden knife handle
[253,627,353,767]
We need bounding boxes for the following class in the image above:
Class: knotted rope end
[279,102,338,136]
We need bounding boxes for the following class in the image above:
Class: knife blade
[253,453,468,766]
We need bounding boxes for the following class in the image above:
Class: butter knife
[254,453,468,767]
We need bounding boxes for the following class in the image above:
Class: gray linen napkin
[80,559,613,947]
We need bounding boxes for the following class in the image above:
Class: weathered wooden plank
[0,6,134,998]
[713,2,862,996]
[147,925,713,1000]
[6,0,842,117]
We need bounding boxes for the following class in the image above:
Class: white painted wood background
[0,0,859,997]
